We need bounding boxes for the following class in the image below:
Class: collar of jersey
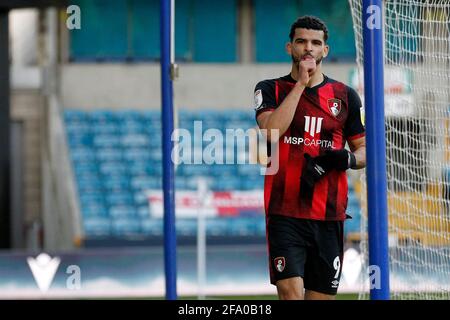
[285,73,328,91]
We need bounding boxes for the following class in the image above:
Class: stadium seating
[64,109,362,245]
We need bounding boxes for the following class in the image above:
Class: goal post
[362,0,390,300]
[160,0,177,300]
[349,0,450,299]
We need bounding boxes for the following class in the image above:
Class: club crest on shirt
[327,98,342,117]
[254,89,263,111]
[274,257,285,272]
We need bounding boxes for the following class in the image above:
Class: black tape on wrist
[349,152,357,169]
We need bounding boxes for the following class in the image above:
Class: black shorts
[267,214,344,295]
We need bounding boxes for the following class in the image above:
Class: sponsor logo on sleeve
[254,89,263,111]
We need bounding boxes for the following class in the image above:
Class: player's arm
[257,57,316,143]
[344,87,366,170]
[348,136,366,169]
[257,83,304,142]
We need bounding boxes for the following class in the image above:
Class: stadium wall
[60,63,356,109]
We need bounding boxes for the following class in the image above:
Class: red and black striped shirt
[254,74,365,221]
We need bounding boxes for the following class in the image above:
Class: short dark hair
[289,15,328,42]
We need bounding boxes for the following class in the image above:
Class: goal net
[349,0,450,299]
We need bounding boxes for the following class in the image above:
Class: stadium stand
[64,109,362,246]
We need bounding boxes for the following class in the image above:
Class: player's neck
[291,65,324,88]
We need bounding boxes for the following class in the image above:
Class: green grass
[177,293,360,300]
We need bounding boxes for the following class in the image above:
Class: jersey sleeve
[253,80,277,118]
[344,87,365,141]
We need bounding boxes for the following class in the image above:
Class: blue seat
[147,121,162,134]
[137,205,150,218]
[210,178,240,191]
[123,148,152,162]
[211,164,237,176]
[93,135,121,148]
[203,120,223,131]
[83,217,111,237]
[103,176,129,191]
[92,123,120,134]
[176,219,197,236]
[134,191,149,206]
[121,134,150,147]
[346,204,361,219]
[148,135,162,148]
[141,218,163,236]
[345,214,361,234]
[348,180,355,192]
[77,177,103,192]
[183,177,214,191]
[76,169,100,179]
[109,205,137,218]
[178,109,196,121]
[119,120,145,134]
[74,163,98,177]
[151,163,163,176]
[67,133,93,147]
[241,177,264,190]
[178,120,195,131]
[149,150,163,161]
[111,217,141,236]
[96,148,123,162]
[182,165,210,176]
[66,118,91,129]
[130,176,162,190]
[206,218,229,236]
[79,192,104,206]
[80,194,105,207]
[99,162,128,175]
[348,193,360,207]
[71,148,96,162]
[106,193,134,206]
[199,109,222,122]
[175,177,187,190]
[82,204,108,217]
[128,162,156,176]
[89,110,120,123]
[141,111,160,123]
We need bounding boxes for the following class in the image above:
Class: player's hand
[302,150,356,186]
[302,153,327,187]
[317,149,356,171]
[298,55,316,87]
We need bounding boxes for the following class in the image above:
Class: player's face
[287,28,329,66]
